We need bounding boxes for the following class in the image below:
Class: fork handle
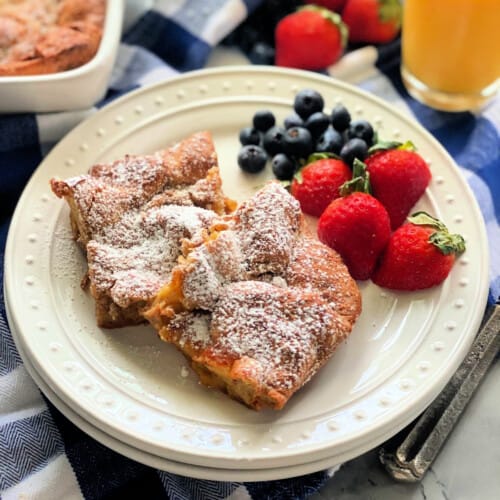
[379,304,500,482]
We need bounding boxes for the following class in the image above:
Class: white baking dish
[0,0,124,113]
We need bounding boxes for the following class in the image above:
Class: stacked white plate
[4,67,489,481]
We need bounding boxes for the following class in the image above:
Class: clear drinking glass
[401,0,500,112]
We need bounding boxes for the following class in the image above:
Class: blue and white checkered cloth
[1,1,499,499]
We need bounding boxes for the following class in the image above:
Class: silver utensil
[379,300,500,482]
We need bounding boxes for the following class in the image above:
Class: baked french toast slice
[51,131,234,327]
[0,0,105,76]
[145,183,361,410]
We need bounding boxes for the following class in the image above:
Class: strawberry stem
[408,211,466,255]
[339,158,371,196]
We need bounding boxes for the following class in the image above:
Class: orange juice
[401,0,500,110]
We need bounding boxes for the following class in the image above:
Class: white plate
[0,0,123,113]
[8,303,344,481]
[4,66,489,472]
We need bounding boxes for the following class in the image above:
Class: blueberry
[293,89,324,120]
[316,126,344,154]
[253,110,276,132]
[284,113,304,129]
[271,153,297,181]
[330,104,351,132]
[237,25,261,53]
[248,41,275,65]
[283,126,314,159]
[237,145,268,173]
[347,119,375,146]
[305,112,330,139]
[263,126,286,156]
[340,138,368,167]
[239,127,261,146]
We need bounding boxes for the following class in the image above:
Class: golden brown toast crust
[145,183,362,410]
[50,131,225,249]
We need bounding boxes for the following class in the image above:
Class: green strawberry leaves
[408,211,446,230]
[340,158,372,195]
[408,211,466,255]
[279,179,292,189]
[378,0,402,28]
[307,152,341,163]
[292,168,303,184]
[429,232,466,255]
[368,140,416,155]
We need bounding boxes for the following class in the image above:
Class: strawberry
[275,6,348,70]
[372,212,466,290]
[365,142,431,230]
[303,0,348,13]
[317,160,391,280]
[291,155,352,217]
[342,0,402,44]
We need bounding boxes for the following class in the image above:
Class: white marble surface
[313,357,500,500]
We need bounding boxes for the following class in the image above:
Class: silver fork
[379,299,500,482]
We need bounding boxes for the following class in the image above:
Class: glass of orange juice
[401,0,500,112]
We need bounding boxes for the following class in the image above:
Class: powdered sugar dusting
[169,312,212,348]
[51,131,222,247]
[209,281,337,391]
[271,276,287,288]
[182,247,222,310]
[89,155,161,192]
[286,236,362,320]
[180,183,302,310]
[74,154,170,238]
[236,182,301,276]
[181,230,246,310]
[87,205,215,308]
[183,313,211,344]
